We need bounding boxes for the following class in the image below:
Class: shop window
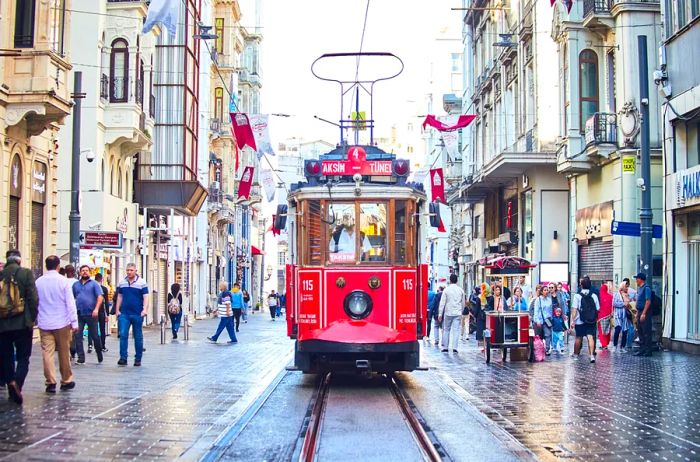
[110,39,129,103]
[14,0,35,48]
[579,49,599,132]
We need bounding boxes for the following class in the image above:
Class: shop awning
[251,245,265,256]
[483,256,536,275]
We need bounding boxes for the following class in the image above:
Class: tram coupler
[355,359,371,372]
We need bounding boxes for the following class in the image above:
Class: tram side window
[306,200,322,265]
[327,203,358,264]
[359,203,387,262]
[395,200,407,264]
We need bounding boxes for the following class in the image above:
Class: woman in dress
[612,282,630,352]
[597,283,614,349]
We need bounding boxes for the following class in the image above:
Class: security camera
[48,154,55,163]
[86,150,96,162]
[636,178,646,191]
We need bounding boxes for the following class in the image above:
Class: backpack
[0,268,25,319]
[650,290,662,316]
[167,292,181,315]
[580,292,598,324]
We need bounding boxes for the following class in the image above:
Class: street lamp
[264,264,273,281]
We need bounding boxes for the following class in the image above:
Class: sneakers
[571,354,579,360]
[60,381,76,391]
[134,360,141,367]
[117,358,127,366]
[173,333,178,340]
[102,348,109,352]
[452,350,459,353]
[207,336,217,343]
[45,384,56,393]
[77,358,85,364]
[441,349,448,353]
[545,349,552,356]
[590,356,596,363]
[619,347,627,353]
[227,340,238,344]
[559,348,565,354]
[87,346,93,353]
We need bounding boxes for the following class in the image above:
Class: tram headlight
[343,290,373,320]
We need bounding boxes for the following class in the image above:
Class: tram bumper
[295,339,420,373]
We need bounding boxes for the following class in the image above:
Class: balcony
[583,0,614,29]
[556,143,592,175]
[134,164,208,216]
[585,113,617,159]
[3,50,72,136]
[103,76,152,154]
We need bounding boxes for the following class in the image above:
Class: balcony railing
[110,77,128,103]
[100,74,109,100]
[583,0,612,17]
[585,112,617,145]
[135,79,144,107]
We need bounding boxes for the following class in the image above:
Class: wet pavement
[419,336,700,462]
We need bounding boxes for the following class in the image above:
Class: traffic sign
[79,231,123,249]
[611,221,662,239]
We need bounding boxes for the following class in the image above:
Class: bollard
[160,315,166,344]
[183,314,189,341]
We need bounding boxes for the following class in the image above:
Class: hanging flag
[230,112,257,151]
[269,215,281,236]
[260,168,276,202]
[237,166,254,200]
[442,130,460,160]
[142,0,179,39]
[437,217,446,233]
[430,168,446,203]
[561,0,573,13]
[422,114,476,132]
[249,114,275,158]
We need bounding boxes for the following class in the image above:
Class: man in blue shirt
[72,265,104,364]
[634,272,653,357]
[115,263,149,366]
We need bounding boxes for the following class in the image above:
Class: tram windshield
[326,202,387,264]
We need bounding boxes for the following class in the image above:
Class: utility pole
[69,71,85,269]
[637,36,653,275]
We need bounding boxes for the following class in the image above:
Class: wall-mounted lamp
[553,230,558,240]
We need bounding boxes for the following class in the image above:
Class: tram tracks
[295,373,450,462]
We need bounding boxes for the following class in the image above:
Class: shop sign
[79,231,123,249]
[575,201,614,240]
[31,161,47,203]
[622,155,636,174]
[672,164,700,210]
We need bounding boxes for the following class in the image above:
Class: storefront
[575,201,614,287]
[30,161,48,279]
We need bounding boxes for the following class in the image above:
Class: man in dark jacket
[91,273,110,353]
[428,286,444,345]
[0,250,39,405]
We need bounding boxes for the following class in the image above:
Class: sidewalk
[419,335,700,461]
[0,312,293,461]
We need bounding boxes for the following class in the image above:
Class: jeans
[441,315,460,351]
[626,324,636,348]
[269,306,276,319]
[426,311,432,338]
[637,314,653,354]
[211,316,237,342]
[169,311,182,336]
[76,314,103,362]
[242,306,248,321]
[0,327,33,389]
[118,314,144,361]
[552,331,565,351]
[613,325,628,347]
[276,306,282,317]
[88,310,107,351]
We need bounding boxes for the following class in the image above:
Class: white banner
[439,114,460,160]
[249,114,275,158]
[142,0,179,39]
[260,168,276,202]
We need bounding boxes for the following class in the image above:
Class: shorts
[575,323,596,338]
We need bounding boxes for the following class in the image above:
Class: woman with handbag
[597,283,614,349]
[534,285,554,355]
[612,282,631,352]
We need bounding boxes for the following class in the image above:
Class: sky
[260,0,461,148]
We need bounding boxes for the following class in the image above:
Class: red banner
[269,215,281,236]
[422,114,476,132]
[230,112,257,151]
[237,166,254,199]
[321,160,393,176]
[437,218,446,233]
[430,168,445,203]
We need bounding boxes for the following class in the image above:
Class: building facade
[1,0,73,277]
[660,0,700,352]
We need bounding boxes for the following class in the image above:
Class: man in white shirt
[438,274,466,353]
[516,275,532,302]
[569,276,600,363]
[35,256,79,393]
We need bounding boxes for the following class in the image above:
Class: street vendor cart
[482,256,537,364]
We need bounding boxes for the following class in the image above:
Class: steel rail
[388,375,445,462]
[298,373,332,462]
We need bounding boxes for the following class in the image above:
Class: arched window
[111,159,117,196]
[117,161,123,198]
[110,39,129,102]
[579,49,599,131]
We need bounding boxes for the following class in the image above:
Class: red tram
[276,145,432,373]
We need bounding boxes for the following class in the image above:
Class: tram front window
[326,202,386,264]
[360,203,387,262]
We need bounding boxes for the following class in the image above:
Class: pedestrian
[557,282,571,317]
[570,276,600,363]
[267,290,278,320]
[529,284,542,321]
[0,250,39,405]
[231,282,244,332]
[493,278,511,300]
[477,284,489,352]
[426,286,436,341]
[429,286,444,345]
[437,274,465,354]
[515,275,532,302]
[167,283,183,339]
[35,256,78,393]
[114,263,149,366]
[612,282,631,352]
[460,289,471,341]
[92,273,110,353]
[64,265,76,279]
[72,265,105,364]
[207,282,237,343]
[534,284,554,355]
[508,286,528,311]
[633,272,654,357]
[487,284,506,311]
[469,287,483,344]
[278,292,286,317]
[241,289,250,323]
[622,278,637,349]
[551,307,568,354]
[597,283,614,350]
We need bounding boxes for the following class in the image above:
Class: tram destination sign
[79,231,123,249]
[321,160,394,176]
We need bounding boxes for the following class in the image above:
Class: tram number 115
[402,279,414,291]
[302,280,314,291]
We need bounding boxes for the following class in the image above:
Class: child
[551,307,568,354]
